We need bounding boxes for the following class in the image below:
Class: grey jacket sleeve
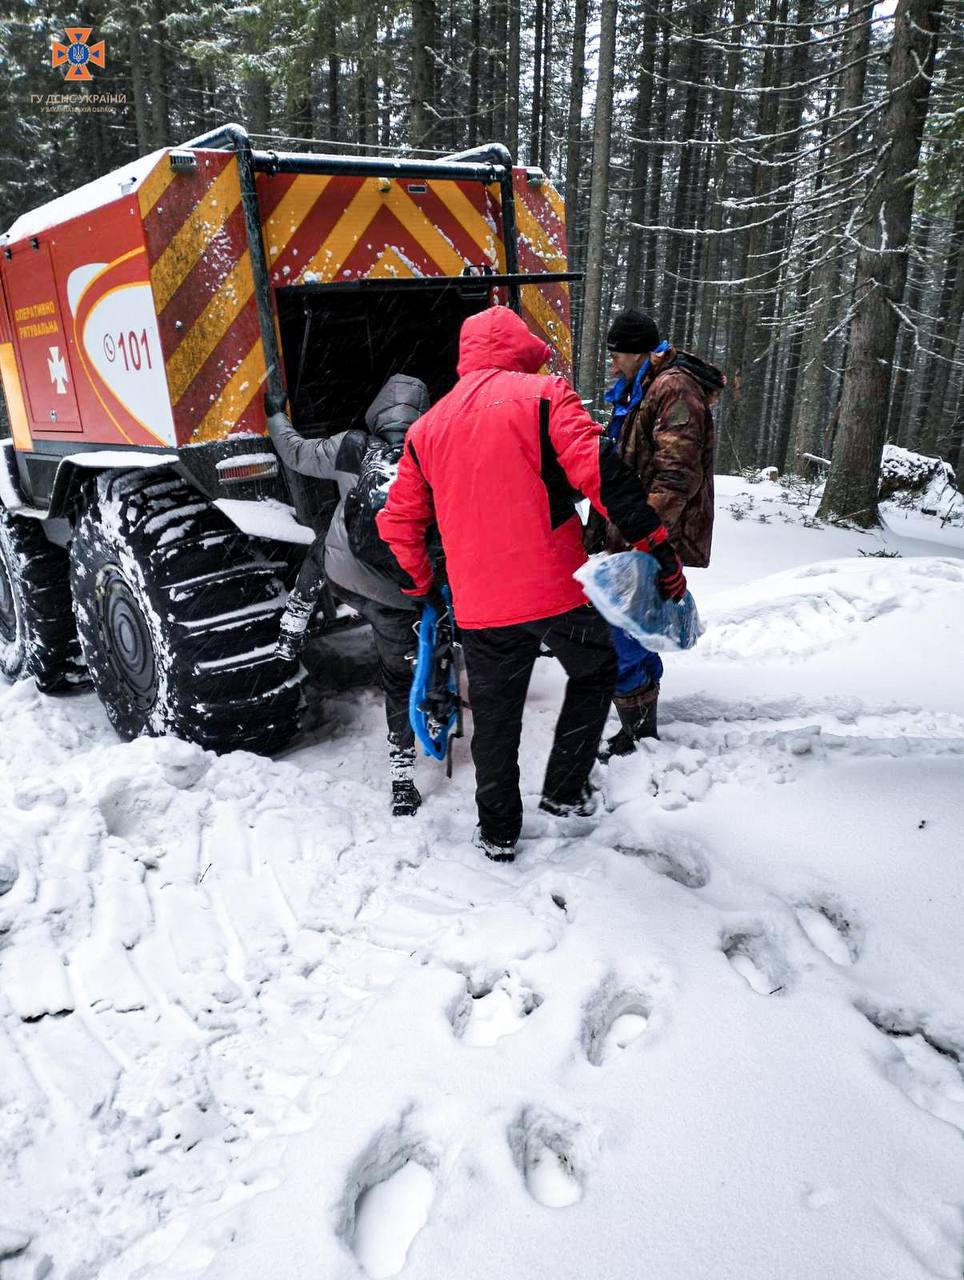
[267,412,343,480]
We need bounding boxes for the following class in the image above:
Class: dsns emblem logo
[51,27,106,81]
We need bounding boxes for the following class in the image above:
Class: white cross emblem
[47,346,69,395]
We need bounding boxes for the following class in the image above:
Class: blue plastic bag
[574,552,703,652]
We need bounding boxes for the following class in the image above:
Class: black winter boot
[473,828,516,863]
[539,780,600,818]
[389,744,421,817]
[598,683,659,763]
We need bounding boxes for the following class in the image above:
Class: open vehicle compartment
[277,284,493,430]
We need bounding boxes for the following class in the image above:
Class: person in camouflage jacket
[588,308,725,757]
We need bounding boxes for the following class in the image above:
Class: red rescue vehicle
[0,124,574,752]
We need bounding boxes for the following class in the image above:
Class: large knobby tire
[0,511,87,692]
[69,470,304,754]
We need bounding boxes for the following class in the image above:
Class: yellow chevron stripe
[306,179,477,281]
[264,174,332,266]
[0,343,32,451]
[515,198,567,271]
[150,161,242,313]
[385,186,465,275]
[190,339,267,444]
[305,180,382,280]
[137,152,178,220]
[369,247,414,279]
[433,182,502,266]
[522,284,572,367]
[488,185,508,271]
[542,180,565,226]
[166,252,255,405]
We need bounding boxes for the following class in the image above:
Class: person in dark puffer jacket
[588,308,723,758]
[376,307,687,862]
[266,374,430,817]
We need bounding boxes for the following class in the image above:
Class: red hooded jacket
[376,307,666,629]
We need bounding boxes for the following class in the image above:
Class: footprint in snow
[338,1128,437,1279]
[450,973,543,1047]
[616,832,710,889]
[722,926,791,996]
[508,1107,592,1208]
[858,1002,964,1134]
[550,891,570,918]
[794,897,861,966]
[581,978,653,1066]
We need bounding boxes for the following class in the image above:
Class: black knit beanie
[606,309,660,354]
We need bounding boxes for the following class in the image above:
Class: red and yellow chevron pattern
[257,169,571,379]
[139,152,571,445]
[139,151,265,445]
[513,174,571,376]
[259,173,504,283]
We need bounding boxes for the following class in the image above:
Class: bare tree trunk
[319,2,340,146]
[491,0,508,142]
[507,0,521,159]
[380,14,395,147]
[149,0,170,144]
[468,0,481,147]
[625,2,659,306]
[128,8,151,152]
[642,9,672,304]
[529,0,545,166]
[411,0,437,148]
[480,3,495,139]
[818,0,943,526]
[916,200,964,456]
[665,4,711,340]
[950,381,964,478]
[541,0,552,171]
[719,0,785,472]
[355,8,379,147]
[889,217,932,447]
[790,0,871,473]
[577,0,618,397]
[564,0,589,260]
[287,22,315,141]
[697,0,749,354]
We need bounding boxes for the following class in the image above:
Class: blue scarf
[604,340,672,440]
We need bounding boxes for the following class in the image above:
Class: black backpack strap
[335,428,368,475]
[538,395,579,530]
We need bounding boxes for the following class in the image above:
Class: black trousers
[334,586,417,750]
[460,605,617,845]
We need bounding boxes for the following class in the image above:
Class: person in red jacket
[377,306,686,862]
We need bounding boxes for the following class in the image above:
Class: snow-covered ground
[2,475,963,1280]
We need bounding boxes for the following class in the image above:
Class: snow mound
[879,445,964,523]
[699,555,964,661]
[2,480,964,1280]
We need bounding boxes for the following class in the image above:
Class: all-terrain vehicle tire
[70,470,304,753]
[0,511,87,691]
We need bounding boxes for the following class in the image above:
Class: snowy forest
[1,0,963,526]
[3,6,964,1279]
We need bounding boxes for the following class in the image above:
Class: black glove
[652,543,687,602]
[264,389,288,417]
[412,584,448,615]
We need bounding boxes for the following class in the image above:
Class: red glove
[634,527,687,602]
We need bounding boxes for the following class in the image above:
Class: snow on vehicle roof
[1,148,169,244]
